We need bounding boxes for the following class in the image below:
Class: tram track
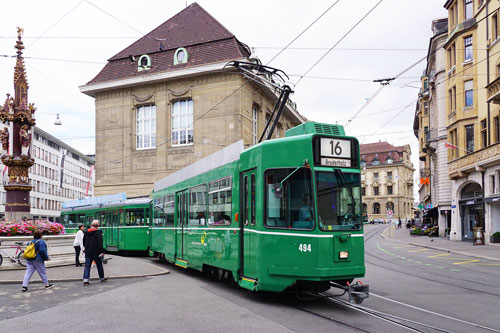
[363,226,500,297]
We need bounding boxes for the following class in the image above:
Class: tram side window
[97,211,105,227]
[154,197,165,226]
[126,209,146,226]
[265,168,314,230]
[208,177,232,226]
[164,195,175,225]
[189,184,207,225]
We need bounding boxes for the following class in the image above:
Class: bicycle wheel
[17,252,26,267]
[0,253,3,266]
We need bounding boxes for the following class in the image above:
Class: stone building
[80,3,304,197]
[360,142,415,221]
[414,18,452,236]
[443,0,500,242]
[0,126,94,221]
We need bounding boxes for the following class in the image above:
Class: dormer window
[138,54,152,71]
[372,158,380,166]
[174,47,189,65]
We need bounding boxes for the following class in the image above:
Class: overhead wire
[294,0,384,87]
[26,0,84,49]
[266,0,340,64]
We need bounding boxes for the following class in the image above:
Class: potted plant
[491,232,500,243]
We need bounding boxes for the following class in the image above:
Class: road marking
[450,269,461,272]
[453,259,480,265]
[392,245,414,248]
[408,248,430,253]
[427,253,450,258]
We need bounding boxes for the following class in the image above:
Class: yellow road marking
[470,263,500,266]
[453,259,480,265]
[392,245,414,249]
[408,248,430,253]
[427,253,450,258]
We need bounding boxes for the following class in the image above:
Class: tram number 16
[298,244,312,252]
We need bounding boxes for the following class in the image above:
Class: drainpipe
[486,1,491,146]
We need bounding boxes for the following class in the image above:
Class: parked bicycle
[0,240,26,267]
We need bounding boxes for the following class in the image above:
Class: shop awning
[423,207,439,218]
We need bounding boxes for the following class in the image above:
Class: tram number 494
[298,244,312,252]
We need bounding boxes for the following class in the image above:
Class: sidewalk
[0,255,169,284]
[381,225,500,263]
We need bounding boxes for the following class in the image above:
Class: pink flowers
[0,220,65,236]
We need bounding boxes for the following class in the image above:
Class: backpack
[23,240,40,259]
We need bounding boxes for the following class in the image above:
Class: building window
[374,172,379,182]
[387,171,393,181]
[465,124,474,154]
[449,129,458,159]
[464,80,473,107]
[448,44,456,68]
[252,104,258,145]
[424,126,429,143]
[453,5,458,27]
[374,186,379,196]
[387,186,393,195]
[423,102,428,115]
[172,99,194,146]
[136,105,156,149]
[386,202,394,212]
[361,187,366,196]
[464,36,473,62]
[449,87,456,114]
[372,158,380,166]
[481,119,487,148]
[494,116,500,143]
[493,13,498,40]
[465,0,473,20]
[373,203,380,214]
[490,174,496,194]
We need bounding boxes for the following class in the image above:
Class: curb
[380,228,500,263]
[0,268,170,285]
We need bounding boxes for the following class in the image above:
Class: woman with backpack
[21,229,53,292]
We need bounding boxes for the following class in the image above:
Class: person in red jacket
[82,220,108,285]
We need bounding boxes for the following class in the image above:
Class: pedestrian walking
[21,230,54,292]
[73,225,85,267]
[398,218,402,229]
[83,220,108,285]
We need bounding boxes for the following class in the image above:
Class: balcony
[487,76,500,104]
[449,143,500,179]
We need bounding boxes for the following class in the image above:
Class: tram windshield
[316,171,362,231]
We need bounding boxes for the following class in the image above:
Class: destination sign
[321,158,352,167]
[320,138,351,159]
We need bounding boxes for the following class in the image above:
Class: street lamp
[37,113,62,126]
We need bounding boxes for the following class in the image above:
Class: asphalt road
[1,225,499,332]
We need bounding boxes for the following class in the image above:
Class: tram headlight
[339,251,349,259]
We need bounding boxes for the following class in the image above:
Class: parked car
[373,218,385,224]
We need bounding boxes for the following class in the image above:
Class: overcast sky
[0,0,447,185]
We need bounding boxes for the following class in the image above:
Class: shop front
[459,183,484,242]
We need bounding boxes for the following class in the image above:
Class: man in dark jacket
[83,220,108,285]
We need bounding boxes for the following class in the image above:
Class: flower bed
[0,220,65,236]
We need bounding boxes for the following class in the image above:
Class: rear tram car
[61,196,151,253]
[151,122,367,296]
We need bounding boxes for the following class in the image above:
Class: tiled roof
[360,142,405,165]
[87,2,250,85]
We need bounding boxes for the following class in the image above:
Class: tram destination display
[318,137,353,167]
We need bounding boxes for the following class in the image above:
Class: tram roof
[154,140,244,192]
[61,197,151,213]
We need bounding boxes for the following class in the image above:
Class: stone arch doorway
[459,182,483,241]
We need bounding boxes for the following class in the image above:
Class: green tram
[151,122,367,295]
[61,197,151,253]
